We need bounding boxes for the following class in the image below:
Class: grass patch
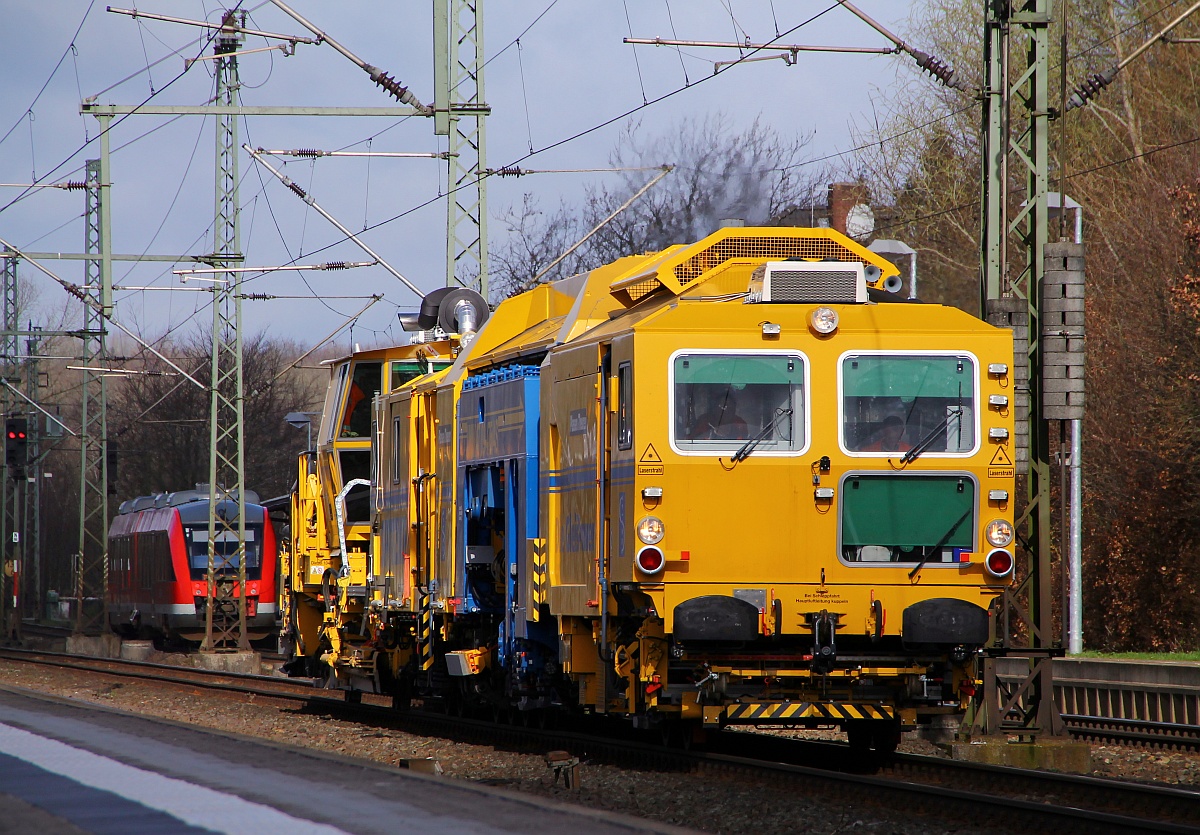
[1071,651,1200,662]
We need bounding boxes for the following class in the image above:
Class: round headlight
[985,518,1014,548]
[637,516,665,545]
[809,306,839,334]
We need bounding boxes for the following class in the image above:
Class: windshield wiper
[907,505,972,581]
[727,408,793,465]
[899,406,963,464]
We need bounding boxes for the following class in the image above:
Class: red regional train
[108,487,279,643]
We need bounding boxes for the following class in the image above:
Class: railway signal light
[5,417,27,480]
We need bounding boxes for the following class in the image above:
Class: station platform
[0,686,682,835]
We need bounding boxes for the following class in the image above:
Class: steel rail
[1065,714,1200,750]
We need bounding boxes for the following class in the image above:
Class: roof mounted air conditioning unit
[753,260,870,304]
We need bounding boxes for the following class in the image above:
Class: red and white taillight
[636,545,665,575]
[983,518,1014,579]
[985,548,1014,579]
[635,515,666,575]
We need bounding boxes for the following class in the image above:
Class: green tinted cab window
[841,474,975,563]
[843,354,975,454]
[673,353,804,453]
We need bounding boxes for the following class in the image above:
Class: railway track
[1065,714,1200,750]
[0,647,1197,833]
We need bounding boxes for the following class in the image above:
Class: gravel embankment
[1,658,1196,834]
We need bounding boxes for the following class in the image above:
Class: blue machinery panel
[456,367,551,672]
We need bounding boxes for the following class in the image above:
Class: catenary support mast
[1,251,18,638]
[75,150,111,636]
[203,10,250,651]
[435,0,489,295]
[974,0,1064,738]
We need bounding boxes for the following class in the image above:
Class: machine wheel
[872,721,902,756]
[846,721,873,750]
[847,720,901,756]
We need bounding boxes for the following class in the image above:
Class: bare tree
[106,331,322,501]
[491,113,828,299]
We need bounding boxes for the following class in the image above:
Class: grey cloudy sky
[0,1,917,350]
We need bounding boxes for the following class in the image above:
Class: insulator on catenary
[295,149,324,158]
[492,166,525,177]
[369,68,417,106]
[910,49,970,92]
[320,262,349,270]
[60,181,89,191]
[287,182,307,199]
[1066,66,1118,112]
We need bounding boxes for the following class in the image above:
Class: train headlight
[809,306,839,335]
[985,518,1014,548]
[637,515,665,545]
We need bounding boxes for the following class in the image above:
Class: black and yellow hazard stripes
[528,538,547,621]
[418,588,435,671]
[723,701,894,723]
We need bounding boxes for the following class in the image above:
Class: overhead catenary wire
[244,144,424,299]
[267,0,431,112]
[106,7,318,46]
[525,165,674,290]
[11,0,902,355]
[174,260,375,276]
[624,37,895,56]
[0,236,206,390]
[254,148,447,159]
[30,0,879,357]
[0,378,77,437]
[834,0,971,91]
[0,1,96,150]
[242,120,353,319]
[259,294,384,392]
[284,3,845,267]
[1066,0,1200,110]
[874,128,1200,236]
[0,6,232,218]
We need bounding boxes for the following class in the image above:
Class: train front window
[840,474,975,564]
[340,449,372,523]
[341,361,382,438]
[842,354,975,455]
[673,353,805,453]
[187,528,260,572]
[320,363,349,444]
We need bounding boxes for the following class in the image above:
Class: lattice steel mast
[24,327,41,623]
[76,150,111,636]
[435,0,489,295]
[975,0,1064,738]
[0,250,18,638]
[202,10,250,651]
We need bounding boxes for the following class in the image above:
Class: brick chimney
[828,182,869,235]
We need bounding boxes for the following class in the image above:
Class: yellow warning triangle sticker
[989,446,1013,466]
[640,443,662,463]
